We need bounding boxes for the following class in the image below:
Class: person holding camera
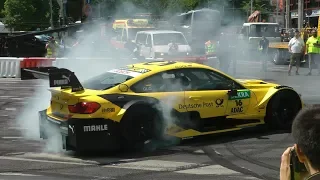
[280,107,320,180]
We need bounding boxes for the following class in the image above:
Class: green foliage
[0,0,4,18]
[3,0,51,31]
[241,0,274,14]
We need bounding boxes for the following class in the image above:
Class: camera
[290,148,307,180]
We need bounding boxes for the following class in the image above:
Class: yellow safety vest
[205,43,215,54]
[306,36,319,53]
[47,47,53,56]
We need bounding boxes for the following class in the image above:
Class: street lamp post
[49,0,53,28]
[250,0,253,14]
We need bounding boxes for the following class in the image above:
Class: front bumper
[39,110,122,151]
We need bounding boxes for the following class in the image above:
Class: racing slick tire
[265,89,302,130]
[120,105,166,150]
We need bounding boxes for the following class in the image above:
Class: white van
[134,30,192,59]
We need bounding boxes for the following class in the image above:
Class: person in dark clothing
[259,36,269,71]
[280,107,320,180]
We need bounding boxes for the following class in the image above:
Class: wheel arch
[257,86,303,111]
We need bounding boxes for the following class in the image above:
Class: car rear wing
[21,67,84,92]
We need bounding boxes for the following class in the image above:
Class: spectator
[259,36,269,71]
[280,107,320,180]
[288,30,305,76]
[306,30,320,76]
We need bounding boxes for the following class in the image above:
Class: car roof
[137,30,182,34]
[125,61,209,73]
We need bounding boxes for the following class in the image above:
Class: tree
[241,0,275,20]
[3,0,52,31]
[0,1,4,18]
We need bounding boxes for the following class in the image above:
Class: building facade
[290,0,320,28]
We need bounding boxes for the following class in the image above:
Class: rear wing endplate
[21,67,84,92]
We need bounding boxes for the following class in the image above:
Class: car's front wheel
[265,90,302,130]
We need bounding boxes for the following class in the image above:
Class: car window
[146,35,152,46]
[153,33,188,45]
[131,70,190,93]
[136,33,147,45]
[176,68,244,91]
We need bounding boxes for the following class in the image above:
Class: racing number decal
[143,61,177,66]
[231,100,243,113]
[235,100,242,106]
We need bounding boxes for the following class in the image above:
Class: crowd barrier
[0,57,56,78]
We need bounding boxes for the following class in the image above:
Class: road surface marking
[175,164,241,175]
[193,150,205,154]
[10,98,25,100]
[0,156,90,165]
[0,173,41,176]
[5,108,16,111]
[103,160,198,171]
[1,137,24,139]
[8,127,28,130]
[0,96,17,98]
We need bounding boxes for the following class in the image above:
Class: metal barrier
[0,58,23,78]
[0,57,56,78]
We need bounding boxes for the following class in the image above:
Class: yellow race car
[21,61,304,152]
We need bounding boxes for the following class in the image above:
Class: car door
[136,33,147,57]
[180,68,229,119]
[144,34,152,58]
[182,68,251,117]
[130,70,187,134]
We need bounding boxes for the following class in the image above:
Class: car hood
[236,79,279,88]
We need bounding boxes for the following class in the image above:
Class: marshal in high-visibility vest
[205,40,216,56]
[46,38,59,58]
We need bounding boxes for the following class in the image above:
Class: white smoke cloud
[14,1,267,153]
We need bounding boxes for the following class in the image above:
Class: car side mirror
[227,89,238,97]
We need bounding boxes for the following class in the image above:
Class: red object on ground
[20,57,55,68]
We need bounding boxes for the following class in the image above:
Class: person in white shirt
[288,31,305,75]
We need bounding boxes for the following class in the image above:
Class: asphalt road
[0,59,318,180]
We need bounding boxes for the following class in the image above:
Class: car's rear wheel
[265,90,302,130]
[120,105,165,150]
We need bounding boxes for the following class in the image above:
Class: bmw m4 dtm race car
[21,61,304,152]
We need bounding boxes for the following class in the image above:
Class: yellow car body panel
[35,61,303,146]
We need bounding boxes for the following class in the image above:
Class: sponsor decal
[179,101,223,109]
[59,104,63,110]
[102,108,115,113]
[231,107,243,113]
[179,103,202,109]
[53,74,71,86]
[143,85,152,91]
[83,125,108,132]
[215,99,224,107]
[108,69,142,77]
[229,90,251,100]
[69,125,75,134]
[231,100,243,113]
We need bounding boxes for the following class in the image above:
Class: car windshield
[153,33,188,45]
[127,28,154,40]
[82,67,151,90]
[82,72,134,90]
[249,24,280,37]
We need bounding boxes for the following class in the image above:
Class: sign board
[291,9,320,18]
